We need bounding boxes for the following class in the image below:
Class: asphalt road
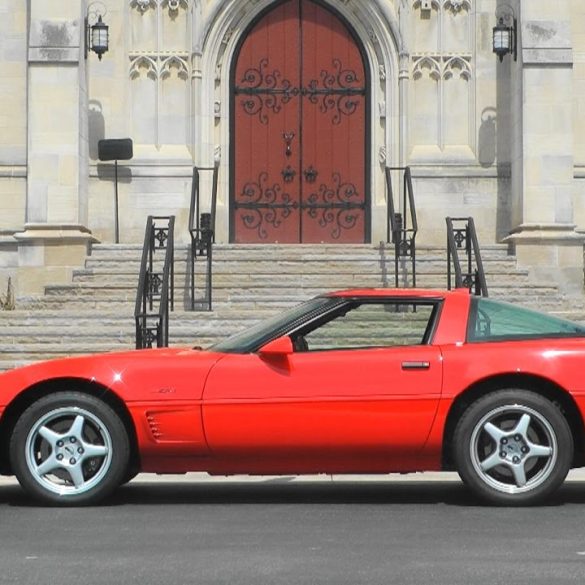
[1,472,585,585]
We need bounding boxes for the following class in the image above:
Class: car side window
[293,302,437,352]
[467,297,585,342]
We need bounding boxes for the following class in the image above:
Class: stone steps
[0,242,583,371]
[17,288,575,312]
[88,243,512,257]
[54,275,544,295]
[80,265,524,284]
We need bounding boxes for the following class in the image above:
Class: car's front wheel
[10,392,130,506]
[453,390,573,505]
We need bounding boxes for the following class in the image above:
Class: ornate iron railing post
[189,162,219,311]
[445,216,488,297]
[134,215,175,349]
[385,166,417,288]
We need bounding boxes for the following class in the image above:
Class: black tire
[120,469,140,486]
[453,389,573,506]
[9,392,130,506]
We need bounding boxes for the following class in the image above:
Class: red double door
[232,0,369,243]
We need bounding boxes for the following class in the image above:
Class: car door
[202,301,443,466]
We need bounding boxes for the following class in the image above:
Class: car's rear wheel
[453,390,573,505]
[9,392,130,506]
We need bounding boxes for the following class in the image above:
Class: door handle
[401,361,430,370]
[283,132,295,157]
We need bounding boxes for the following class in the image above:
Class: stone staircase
[0,242,584,371]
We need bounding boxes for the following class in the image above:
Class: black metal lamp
[493,16,517,62]
[90,15,109,60]
[85,4,109,61]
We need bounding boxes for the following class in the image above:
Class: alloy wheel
[24,406,113,496]
[469,404,557,495]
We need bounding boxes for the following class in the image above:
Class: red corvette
[1,288,585,506]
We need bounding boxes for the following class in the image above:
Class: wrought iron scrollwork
[235,58,299,125]
[153,226,169,248]
[236,171,364,241]
[453,228,467,249]
[303,173,364,240]
[462,274,474,288]
[147,271,163,297]
[142,324,159,349]
[236,58,364,125]
[398,238,415,257]
[235,172,298,239]
[303,59,365,125]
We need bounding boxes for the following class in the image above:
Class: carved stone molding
[222,26,236,46]
[443,0,471,14]
[129,53,190,80]
[160,55,189,79]
[413,0,441,9]
[163,0,188,12]
[132,0,155,12]
[412,54,472,80]
[131,0,190,13]
[412,0,470,11]
[412,56,441,80]
[378,145,387,165]
[443,55,472,80]
[367,26,379,45]
[129,55,157,79]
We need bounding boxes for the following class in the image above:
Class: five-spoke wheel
[10,392,130,506]
[454,390,573,505]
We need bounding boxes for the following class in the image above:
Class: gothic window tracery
[129,0,192,149]
[410,0,474,156]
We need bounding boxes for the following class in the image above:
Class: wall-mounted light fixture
[492,6,517,62]
[85,2,109,61]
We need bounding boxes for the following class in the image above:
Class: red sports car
[1,288,585,506]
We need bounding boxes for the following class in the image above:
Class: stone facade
[0,0,584,295]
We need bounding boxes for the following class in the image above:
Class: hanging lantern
[90,15,109,60]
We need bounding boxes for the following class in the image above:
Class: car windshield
[209,296,340,353]
[467,297,585,342]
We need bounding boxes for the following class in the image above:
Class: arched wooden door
[231,0,369,243]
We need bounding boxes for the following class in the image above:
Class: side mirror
[259,336,293,356]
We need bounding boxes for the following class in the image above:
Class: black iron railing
[385,166,418,287]
[446,216,488,297]
[189,162,219,311]
[135,215,175,349]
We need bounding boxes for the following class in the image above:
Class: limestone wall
[571,0,585,231]
[0,0,582,261]
[0,0,27,231]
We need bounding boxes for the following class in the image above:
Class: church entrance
[230,0,369,243]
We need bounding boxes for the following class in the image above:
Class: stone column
[16,0,96,295]
[505,0,584,293]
